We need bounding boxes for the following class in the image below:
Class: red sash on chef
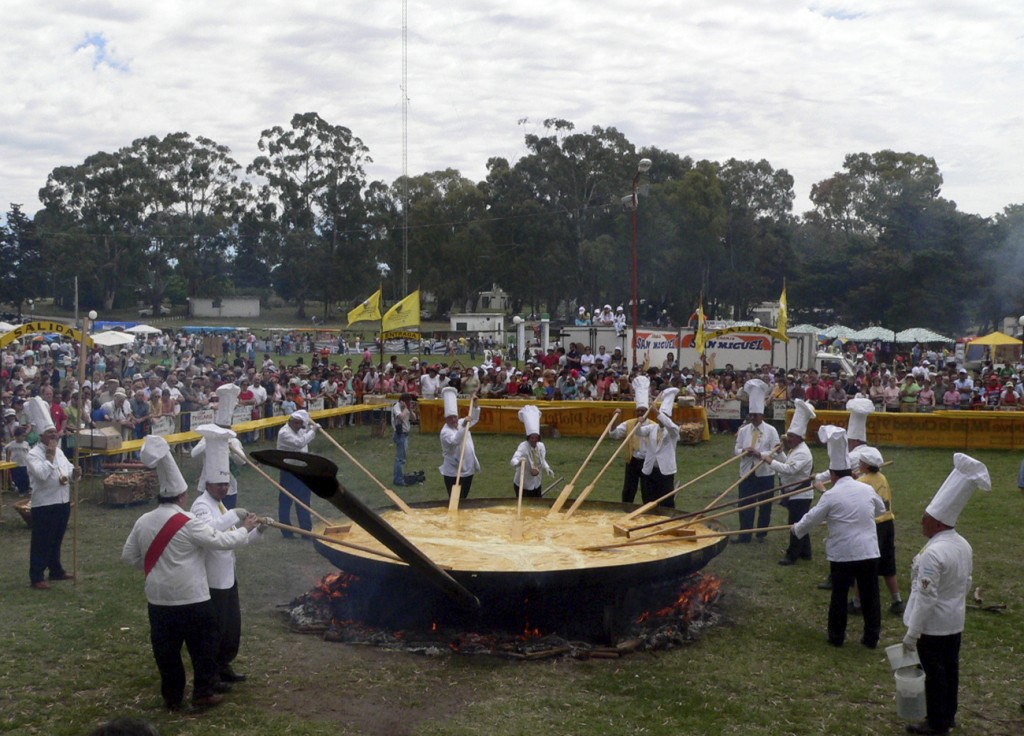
[144,513,190,576]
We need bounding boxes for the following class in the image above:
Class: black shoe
[220,668,247,683]
[734,538,752,544]
[191,694,225,709]
[860,638,878,649]
[826,638,843,647]
[213,681,233,693]
[393,481,406,487]
[817,577,833,590]
[890,600,905,615]
[906,722,950,735]
[778,557,796,566]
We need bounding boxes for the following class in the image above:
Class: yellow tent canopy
[967,331,1022,347]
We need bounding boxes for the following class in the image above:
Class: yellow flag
[694,302,707,354]
[777,284,789,342]
[347,289,382,326]
[382,289,421,332]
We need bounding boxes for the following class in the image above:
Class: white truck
[559,325,836,375]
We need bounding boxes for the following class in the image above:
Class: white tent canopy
[125,324,162,335]
[822,325,858,339]
[0,321,16,333]
[849,326,896,342]
[894,328,954,344]
[91,331,137,348]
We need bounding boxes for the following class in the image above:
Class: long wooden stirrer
[548,409,621,516]
[625,482,813,544]
[560,408,651,518]
[263,519,404,561]
[582,524,793,552]
[623,452,744,521]
[617,475,814,537]
[511,460,526,541]
[234,448,336,528]
[699,444,781,512]
[448,398,475,519]
[317,427,413,513]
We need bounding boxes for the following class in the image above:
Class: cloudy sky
[4,1,1022,219]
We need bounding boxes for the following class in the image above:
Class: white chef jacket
[610,417,651,461]
[903,529,972,638]
[26,442,74,507]
[190,489,260,589]
[438,406,480,477]
[734,421,780,477]
[121,504,250,606]
[511,440,552,492]
[638,413,680,476]
[792,475,884,561]
[277,423,317,453]
[767,442,814,499]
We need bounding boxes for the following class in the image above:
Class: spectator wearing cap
[420,365,441,399]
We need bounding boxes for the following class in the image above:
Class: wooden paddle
[561,408,651,518]
[582,524,793,551]
[548,409,621,516]
[262,519,404,562]
[699,444,781,512]
[623,482,813,544]
[317,425,413,513]
[448,398,475,519]
[623,452,744,521]
[511,460,527,541]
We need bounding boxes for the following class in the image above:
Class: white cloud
[2,0,1022,217]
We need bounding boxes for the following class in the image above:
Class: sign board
[308,398,325,413]
[150,415,176,436]
[705,398,742,420]
[190,409,215,427]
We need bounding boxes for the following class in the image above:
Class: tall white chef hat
[925,453,991,527]
[818,425,850,471]
[744,378,769,415]
[24,396,55,433]
[140,435,188,497]
[196,425,235,485]
[787,398,816,438]
[214,382,241,427]
[658,387,680,418]
[290,409,312,428]
[632,375,650,410]
[442,386,459,418]
[845,397,874,442]
[518,404,541,437]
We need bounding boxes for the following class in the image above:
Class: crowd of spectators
[3,328,1022,477]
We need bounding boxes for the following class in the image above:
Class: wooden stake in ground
[622,452,744,521]
[548,409,621,516]
[317,425,413,513]
[71,310,92,586]
[234,447,343,532]
[448,398,475,520]
[562,409,651,518]
[511,460,526,541]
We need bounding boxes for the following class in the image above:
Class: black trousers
[641,468,675,508]
[443,474,473,499]
[828,558,880,646]
[210,582,241,673]
[783,498,813,561]
[148,600,219,706]
[918,632,961,732]
[737,474,775,542]
[621,457,645,504]
[29,502,70,584]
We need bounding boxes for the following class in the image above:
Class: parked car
[137,306,171,316]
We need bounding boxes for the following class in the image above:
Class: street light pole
[630,158,652,370]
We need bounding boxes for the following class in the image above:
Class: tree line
[3,112,1022,334]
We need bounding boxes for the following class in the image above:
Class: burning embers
[283,572,724,659]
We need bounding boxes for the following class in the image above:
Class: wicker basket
[679,422,705,445]
[14,497,33,527]
[103,470,160,506]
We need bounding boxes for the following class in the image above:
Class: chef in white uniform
[438,386,480,499]
[766,398,816,565]
[510,405,554,497]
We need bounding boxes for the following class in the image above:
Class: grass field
[1,429,1021,736]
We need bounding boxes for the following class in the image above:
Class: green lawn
[1,430,1021,735]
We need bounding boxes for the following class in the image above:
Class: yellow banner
[382,330,421,340]
[795,408,1024,450]
[695,304,706,354]
[347,289,382,326]
[382,289,420,332]
[0,321,94,349]
[777,284,788,341]
[704,325,787,343]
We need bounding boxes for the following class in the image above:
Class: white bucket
[894,665,927,721]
